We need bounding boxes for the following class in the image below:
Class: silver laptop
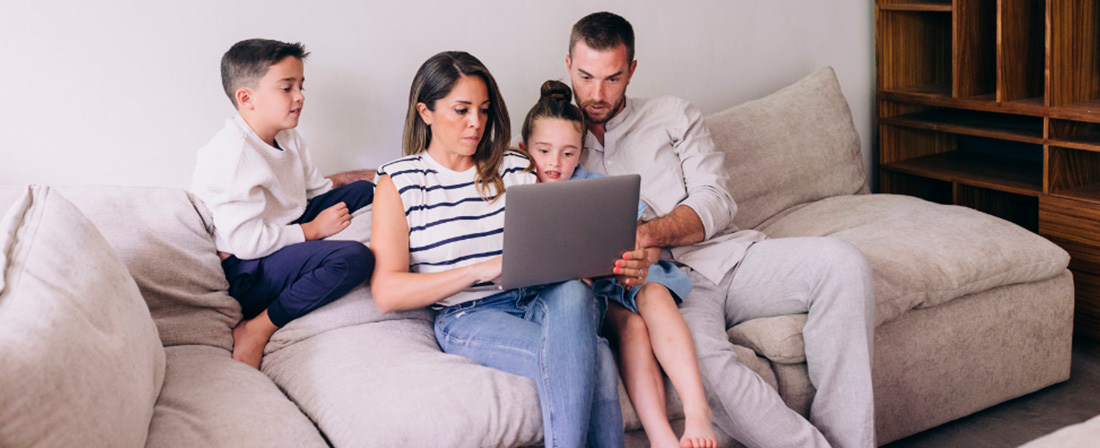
[473,174,640,291]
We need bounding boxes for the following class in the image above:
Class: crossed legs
[682,237,876,448]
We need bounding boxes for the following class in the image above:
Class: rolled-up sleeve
[672,101,736,239]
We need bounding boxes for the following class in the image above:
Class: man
[568,11,876,448]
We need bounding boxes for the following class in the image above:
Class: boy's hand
[302,202,351,241]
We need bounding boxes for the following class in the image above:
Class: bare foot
[229,321,266,369]
[231,316,276,369]
[680,410,718,448]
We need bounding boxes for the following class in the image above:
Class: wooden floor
[883,337,1100,448]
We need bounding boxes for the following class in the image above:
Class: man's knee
[820,238,870,271]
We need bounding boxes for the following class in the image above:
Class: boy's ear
[518,141,526,152]
[416,103,432,125]
[235,88,253,110]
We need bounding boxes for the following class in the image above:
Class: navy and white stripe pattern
[378,151,536,307]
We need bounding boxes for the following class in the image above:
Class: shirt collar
[570,164,589,180]
[584,97,634,152]
[604,96,633,132]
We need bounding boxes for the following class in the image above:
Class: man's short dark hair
[569,12,635,62]
[220,39,309,107]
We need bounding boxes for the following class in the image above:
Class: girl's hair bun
[540,80,572,103]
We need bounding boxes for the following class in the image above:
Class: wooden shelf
[1049,119,1100,151]
[879,3,952,12]
[879,0,1100,344]
[1050,99,1100,123]
[1050,183,1100,205]
[880,109,1044,144]
[879,90,1049,117]
[1049,133,1100,152]
[881,152,1042,197]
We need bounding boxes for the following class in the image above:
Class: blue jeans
[434,280,624,447]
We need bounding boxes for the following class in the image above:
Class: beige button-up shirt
[582,96,766,285]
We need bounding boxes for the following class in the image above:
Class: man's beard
[577,94,625,125]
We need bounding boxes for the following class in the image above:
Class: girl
[519,80,718,448]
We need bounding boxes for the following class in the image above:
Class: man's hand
[613,249,650,287]
[301,202,351,241]
[636,204,706,249]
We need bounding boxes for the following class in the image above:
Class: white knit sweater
[191,115,332,260]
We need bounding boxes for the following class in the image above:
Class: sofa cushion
[760,194,1070,326]
[0,186,165,447]
[706,66,867,231]
[57,187,240,350]
[727,314,809,365]
[265,284,433,353]
[146,345,326,448]
[262,318,545,447]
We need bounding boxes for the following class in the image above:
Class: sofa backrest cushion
[58,186,239,350]
[0,185,165,447]
[705,66,867,231]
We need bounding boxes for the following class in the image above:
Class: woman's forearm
[371,266,480,313]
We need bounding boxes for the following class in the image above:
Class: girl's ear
[416,103,432,125]
[518,141,526,152]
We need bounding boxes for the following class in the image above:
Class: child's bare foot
[231,312,278,369]
[680,409,718,448]
[231,320,266,369]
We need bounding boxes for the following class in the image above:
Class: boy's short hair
[221,39,309,108]
[569,12,635,62]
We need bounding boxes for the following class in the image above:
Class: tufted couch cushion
[706,66,868,231]
[761,194,1070,327]
[59,187,241,350]
[0,186,165,447]
[726,194,1070,365]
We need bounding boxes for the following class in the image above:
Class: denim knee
[545,280,599,310]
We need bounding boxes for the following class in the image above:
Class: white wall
[1,1,873,189]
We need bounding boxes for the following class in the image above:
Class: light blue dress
[571,165,693,314]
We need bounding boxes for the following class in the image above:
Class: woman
[369,51,625,447]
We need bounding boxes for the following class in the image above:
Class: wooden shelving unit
[876,0,1100,343]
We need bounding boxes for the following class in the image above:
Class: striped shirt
[378,151,536,307]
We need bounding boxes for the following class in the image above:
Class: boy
[191,39,375,369]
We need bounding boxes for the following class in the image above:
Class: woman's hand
[471,256,503,284]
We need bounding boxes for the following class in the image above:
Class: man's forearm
[637,205,705,249]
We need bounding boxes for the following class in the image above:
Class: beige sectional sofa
[0,67,1074,447]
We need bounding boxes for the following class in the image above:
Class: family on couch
[190,11,875,448]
